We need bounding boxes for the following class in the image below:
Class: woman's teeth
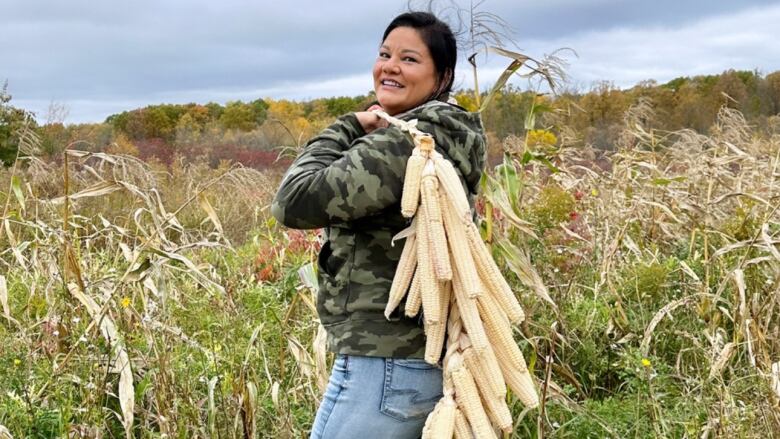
[382,80,403,88]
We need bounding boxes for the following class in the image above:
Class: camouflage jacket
[271,101,486,358]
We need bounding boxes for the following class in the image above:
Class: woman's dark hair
[382,11,457,101]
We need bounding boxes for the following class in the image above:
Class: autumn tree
[0,81,37,166]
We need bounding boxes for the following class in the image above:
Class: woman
[271,11,486,438]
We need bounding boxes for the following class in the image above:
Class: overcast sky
[3,0,780,124]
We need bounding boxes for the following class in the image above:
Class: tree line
[2,69,779,168]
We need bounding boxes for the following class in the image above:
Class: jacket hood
[396,101,487,197]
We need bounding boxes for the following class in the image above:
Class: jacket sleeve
[270,113,414,229]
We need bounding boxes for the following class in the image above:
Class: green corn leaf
[11,175,24,211]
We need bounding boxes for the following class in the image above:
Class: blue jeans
[310,354,443,438]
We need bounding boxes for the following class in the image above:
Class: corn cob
[451,267,488,352]
[421,175,452,281]
[453,408,473,439]
[441,190,482,298]
[422,399,442,439]
[423,396,456,439]
[463,347,505,400]
[425,280,451,364]
[405,269,422,318]
[465,222,525,324]
[452,365,496,438]
[417,207,441,325]
[493,341,539,408]
[482,393,513,434]
[476,291,525,372]
[460,337,515,431]
[432,155,471,216]
[401,151,426,218]
[384,233,418,319]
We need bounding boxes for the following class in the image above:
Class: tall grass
[1,100,779,437]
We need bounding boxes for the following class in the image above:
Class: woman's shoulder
[403,100,483,135]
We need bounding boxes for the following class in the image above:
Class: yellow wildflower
[120,297,131,308]
[641,358,651,367]
[14,358,22,366]
[526,129,558,148]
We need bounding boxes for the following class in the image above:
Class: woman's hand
[355,104,389,134]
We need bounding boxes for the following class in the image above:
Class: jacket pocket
[316,227,355,325]
[345,230,403,317]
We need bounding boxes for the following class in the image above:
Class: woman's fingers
[355,110,389,133]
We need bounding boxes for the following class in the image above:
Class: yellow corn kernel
[417,207,440,325]
[465,222,525,323]
[405,268,422,318]
[384,233,418,319]
[452,365,495,438]
[421,175,452,281]
[401,152,425,218]
[441,191,482,298]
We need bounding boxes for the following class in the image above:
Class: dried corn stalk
[377,110,539,438]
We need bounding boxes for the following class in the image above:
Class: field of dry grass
[1,102,779,437]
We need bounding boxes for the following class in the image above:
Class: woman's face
[372,26,438,116]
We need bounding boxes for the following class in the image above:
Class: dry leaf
[49,181,123,204]
[709,342,735,379]
[66,283,134,437]
[0,275,11,321]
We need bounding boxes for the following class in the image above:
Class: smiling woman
[373,27,439,116]
[271,11,486,439]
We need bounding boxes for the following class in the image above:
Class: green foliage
[721,202,761,241]
[528,184,576,232]
[620,258,674,302]
[220,100,258,131]
[0,81,37,166]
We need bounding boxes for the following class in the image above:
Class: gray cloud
[3,0,779,123]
